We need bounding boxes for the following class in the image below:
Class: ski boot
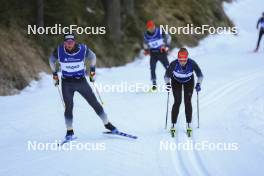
[65,129,76,141]
[151,85,157,92]
[186,123,192,137]
[150,80,157,92]
[170,124,176,138]
[104,122,118,133]
[57,129,77,146]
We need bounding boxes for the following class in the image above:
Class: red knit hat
[178,51,188,60]
[146,20,155,29]
[178,48,188,63]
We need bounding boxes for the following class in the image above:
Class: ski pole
[165,91,170,129]
[57,86,65,108]
[92,82,104,105]
[197,91,200,128]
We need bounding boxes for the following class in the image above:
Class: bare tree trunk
[123,0,134,17]
[86,0,96,13]
[37,0,44,27]
[102,0,122,42]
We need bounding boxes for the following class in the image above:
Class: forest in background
[0,0,233,95]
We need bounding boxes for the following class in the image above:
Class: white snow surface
[1,0,264,175]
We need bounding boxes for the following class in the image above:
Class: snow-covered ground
[1,0,264,175]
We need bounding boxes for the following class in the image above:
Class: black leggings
[171,77,194,124]
[150,52,169,82]
[62,78,105,128]
[256,28,264,50]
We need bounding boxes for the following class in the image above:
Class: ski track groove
[200,69,263,109]
[181,127,211,176]
[167,69,264,176]
[173,113,210,176]
[174,129,193,176]
[192,69,264,175]
[160,95,209,176]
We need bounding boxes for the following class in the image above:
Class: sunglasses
[64,40,75,45]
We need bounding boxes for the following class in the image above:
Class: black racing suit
[165,59,203,124]
[150,51,169,83]
[49,45,108,129]
[61,77,105,128]
[144,30,171,84]
[256,17,264,50]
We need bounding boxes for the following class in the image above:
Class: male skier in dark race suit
[49,34,117,141]
[143,20,171,91]
[254,12,264,52]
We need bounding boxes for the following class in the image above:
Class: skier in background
[143,20,171,91]
[49,33,117,141]
[164,48,203,137]
[254,12,264,52]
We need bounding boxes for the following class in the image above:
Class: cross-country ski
[1,0,264,175]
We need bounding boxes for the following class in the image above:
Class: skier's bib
[173,71,193,79]
[60,61,85,73]
[144,28,165,49]
[148,38,164,48]
[58,44,87,78]
[173,60,193,83]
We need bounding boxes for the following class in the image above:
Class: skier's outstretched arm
[49,49,58,74]
[85,47,97,82]
[49,48,60,86]
[164,61,176,84]
[192,60,203,84]
[85,47,96,68]
[257,18,261,29]
[163,32,171,47]
[143,34,149,50]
